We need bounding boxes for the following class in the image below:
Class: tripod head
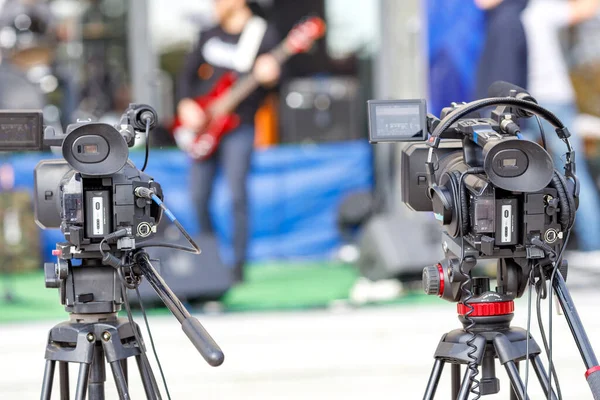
[422,231,569,301]
[45,240,225,367]
[422,232,569,327]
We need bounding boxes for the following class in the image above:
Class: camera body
[0,104,162,313]
[398,143,562,262]
[35,161,162,250]
[368,98,573,302]
[30,106,163,253]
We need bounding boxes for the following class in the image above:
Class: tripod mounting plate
[45,318,140,364]
[69,312,118,324]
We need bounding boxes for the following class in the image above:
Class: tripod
[422,272,600,400]
[40,250,223,399]
[41,315,159,400]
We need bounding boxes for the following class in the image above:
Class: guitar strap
[233,16,268,73]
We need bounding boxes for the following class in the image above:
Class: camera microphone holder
[41,249,224,400]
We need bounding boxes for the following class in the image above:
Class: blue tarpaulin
[4,141,373,264]
[427,0,485,116]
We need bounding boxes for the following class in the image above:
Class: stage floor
[1,288,599,399]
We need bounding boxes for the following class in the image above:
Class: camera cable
[119,272,170,400]
[535,115,548,152]
[532,231,570,400]
[546,231,570,400]
[457,168,484,399]
[535,276,563,400]
[149,193,200,254]
[138,242,202,253]
[141,119,151,172]
[524,264,535,397]
[532,106,574,400]
[134,188,201,255]
[134,285,171,400]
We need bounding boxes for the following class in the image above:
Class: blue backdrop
[427,0,485,116]
[5,141,373,264]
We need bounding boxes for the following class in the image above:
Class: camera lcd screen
[0,111,43,150]
[368,99,427,142]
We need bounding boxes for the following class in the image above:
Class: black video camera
[0,105,226,376]
[368,83,578,302]
[0,105,161,246]
[0,104,162,312]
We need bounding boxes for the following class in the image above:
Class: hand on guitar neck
[253,53,281,87]
[176,54,278,133]
[173,16,326,161]
[174,54,280,159]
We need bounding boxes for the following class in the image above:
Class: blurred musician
[176,0,281,283]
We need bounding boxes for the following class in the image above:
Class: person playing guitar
[175,0,324,284]
[176,0,281,284]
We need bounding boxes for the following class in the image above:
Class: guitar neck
[208,43,290,116]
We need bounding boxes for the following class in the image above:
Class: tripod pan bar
[135,251,225,367]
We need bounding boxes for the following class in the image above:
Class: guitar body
[173,72,241,160]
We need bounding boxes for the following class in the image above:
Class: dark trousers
[190,124,255,267]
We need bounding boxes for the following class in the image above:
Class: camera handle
[42,126,67,147]
[133,251,225,367]
[551,272,600,399]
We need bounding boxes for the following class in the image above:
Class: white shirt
[521,0,575,103]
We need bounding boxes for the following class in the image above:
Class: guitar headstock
[285,17,326,55]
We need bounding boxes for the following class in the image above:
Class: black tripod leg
[553,273,600,400]
[75,362,91,400]
[41,360,56,400]
[510,362,519,400]
[456,365,474,400]
[451,364,461,398]
[109,361,131,400]
[59,362,70,400]
[423,359,445,399]
[504,361,529,400]
[88,344,106,400]
[136,354,159,400]
[141,352,162,399]
[121,359,128,385]
[531,355,559,400]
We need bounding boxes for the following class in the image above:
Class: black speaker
[357,212,443,281]
[279,76,364,144]
[135,222,232,304]
[337,191,375,241]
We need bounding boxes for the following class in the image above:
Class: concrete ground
[0,288,599,399]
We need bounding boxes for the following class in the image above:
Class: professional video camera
[0,105,224,399]
[368,82,600,400]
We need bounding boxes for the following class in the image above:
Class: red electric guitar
[172,17,326,160]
